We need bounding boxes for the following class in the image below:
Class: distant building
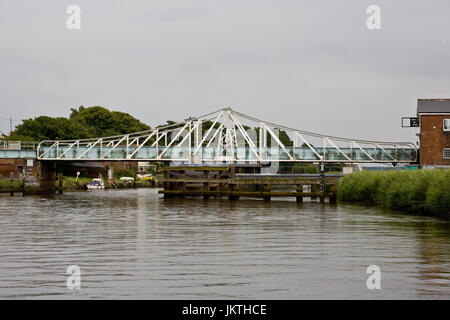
[417,99,450,168]
[138,161,151,173]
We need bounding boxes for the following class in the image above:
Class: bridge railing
[36,144,417,163]
[36,108,418,163]
[0,141,38,151]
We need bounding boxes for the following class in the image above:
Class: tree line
[4,105,294,146]
[5,106,151,141]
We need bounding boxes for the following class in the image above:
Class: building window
[444,119,450,132]
[444,148,450,159]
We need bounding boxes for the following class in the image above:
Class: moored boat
[86,178,105,190]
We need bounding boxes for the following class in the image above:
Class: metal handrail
[0,141,38,150]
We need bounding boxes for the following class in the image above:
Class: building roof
[417,99,450,115]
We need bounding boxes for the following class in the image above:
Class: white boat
[119,176,134,182]
[86,178,105,190]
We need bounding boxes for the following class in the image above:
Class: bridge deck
[0,150,37,159]
[35,146,416,162]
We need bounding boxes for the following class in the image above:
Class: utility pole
[9,116,12,135]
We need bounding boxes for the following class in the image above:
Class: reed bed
[337,169,450,218]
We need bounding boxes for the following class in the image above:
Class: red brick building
[0,158,28,178]
[417,99,450,168]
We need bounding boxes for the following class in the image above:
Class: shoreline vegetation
[62,177,156,191]
[58,165,159,191]
[337,169,450,218]
[0,177,156,193]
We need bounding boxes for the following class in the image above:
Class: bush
[337,169,450,217]
[114,167,138,178]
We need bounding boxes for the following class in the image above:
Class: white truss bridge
[37,108,417,163]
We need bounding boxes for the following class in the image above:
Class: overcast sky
[1,0,449,142]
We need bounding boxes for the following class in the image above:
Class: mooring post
[163,170,171,199]
[58,173,63,194]
[329,193,337,204]
[229,183,239,200]
[203,170,210,200]
[215,176,222,198]
[311,184,317,201]
[179,169,185,198]
[228,166,239,200]
[296,184,303,203]
[329,185,337,203]
[319,163,325,203]
[263,184,271,201]
[10,172,14,196]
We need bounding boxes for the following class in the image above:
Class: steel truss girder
[36,107,418,163]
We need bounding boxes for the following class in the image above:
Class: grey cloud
[0,0,449,142]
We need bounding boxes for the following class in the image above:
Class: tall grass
[62,177,92,190]
[62,177,154,190]
[337,169,450,218]
[0,179,22,192]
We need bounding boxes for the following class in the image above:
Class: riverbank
[0,176,155,193]
[0,179,22,192]
[62,177,155,190]
[337,169,450,218]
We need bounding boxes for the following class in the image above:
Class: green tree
[6,106,151,141]
[7,116,91,141]
[70,106,150,137]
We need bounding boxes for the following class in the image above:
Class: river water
[0,188,449,299]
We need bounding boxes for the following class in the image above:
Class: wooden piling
[319,165,326,203]
[58,173,63,194]
[203,170,210,200]
[263,184,271,201]
[311,184,318,201]
[179,170,186,198]
[163,170,172,198]
[229,183,239,200]
[296,184,303,203]
[10,172,14,196]
[329,194,337,203]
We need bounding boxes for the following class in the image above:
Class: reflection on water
[0,189,449,299]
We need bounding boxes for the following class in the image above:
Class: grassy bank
[62,177,155,190]
[337,169,450,218]
[0,177,155,192]
[61,177,92,191]
[0,179,23,192]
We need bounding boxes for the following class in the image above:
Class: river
[0,188,449,299]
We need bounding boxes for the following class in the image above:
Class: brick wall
[419,115,450,166]
[0,159,25,177]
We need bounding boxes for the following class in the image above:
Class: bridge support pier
[23,160,57,195]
